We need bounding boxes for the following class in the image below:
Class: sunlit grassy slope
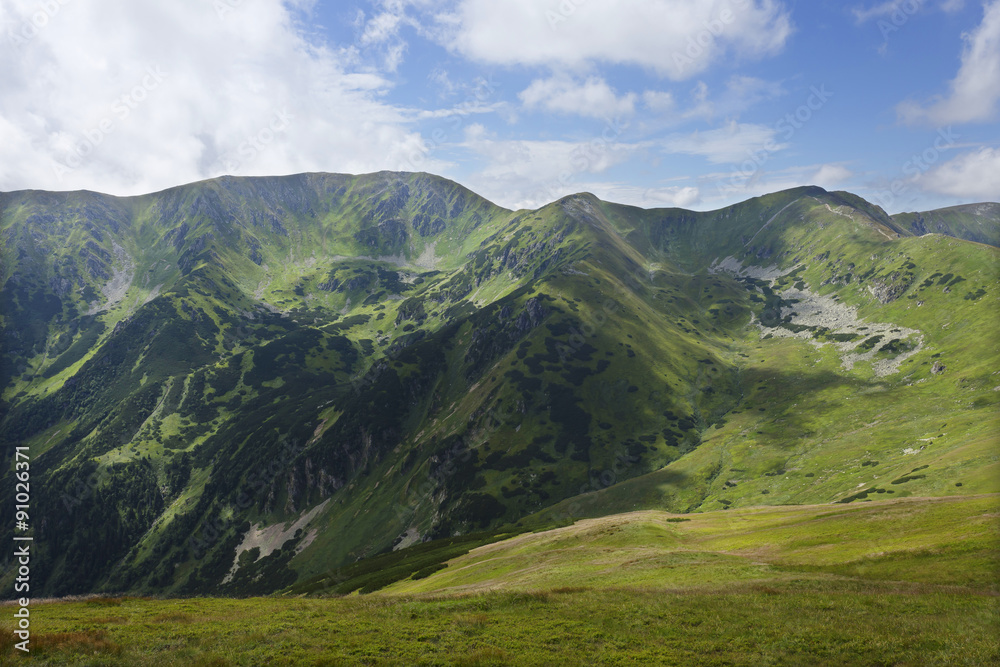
[386,494,1000,595]
[892,202,1000,247]
[3,586,995,666]
[1,174,997,599]
[1,495,996,666]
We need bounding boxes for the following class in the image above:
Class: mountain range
[1,172,997,598]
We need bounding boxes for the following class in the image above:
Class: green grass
[393,494,1000,595]
[2,495,997,666]
[3,176,997,601]
[1,586,996,666]
[892,203,1000,248]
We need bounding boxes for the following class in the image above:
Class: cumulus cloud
[462,123,636,179]
[720,76,786,112]
[642,185,702,208]
[897,0,1000,124]
[813,164,853,188]
[852,0,919,23]
[439,0,792,80]
[354,0,436,72]
[853,0,964,23]
[699,162,854,207]
[635,77,786,131]
[0,0,444,195]
[681,76,786,121]
[663,121,788,163]
[642,91,677,114]
[917,146,1000,199]
[519,75,636,119]
[457,122,647,208]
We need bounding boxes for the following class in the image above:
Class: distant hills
[1,172,997,597]
[889,202,1000,246]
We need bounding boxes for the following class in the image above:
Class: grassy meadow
[3,494,997,666]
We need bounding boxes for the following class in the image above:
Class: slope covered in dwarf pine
[0,172,997,598]
[892,202,1000,248]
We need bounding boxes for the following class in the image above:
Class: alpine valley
[1,171,998,604]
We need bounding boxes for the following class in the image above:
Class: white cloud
[813,164,853,187]
[917,146,1000,199]
[720,75,786,112]
[642,185,702,208]
[427,67,456,96]
[454,122,796,208]
[360,8,404,45]
[691,76,787,120]
[639,77,786,129]
[0,0,445,195]
[897,0,1000,124]
[663,121,787,164]
[354,0,431,72]
[698,162,853,208]
[853,0,963,22]
[414,103,503,120]
[642,91,677,114]
[457,123,647,208]
[852,0,917,23]
[461,123,637,179]
[538,181,702,209]
[439,0,792,80]
[519,75,636,120]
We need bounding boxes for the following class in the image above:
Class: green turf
[2,175,997,601]
[2,495,996,666]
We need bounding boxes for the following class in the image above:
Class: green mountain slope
[891,202,1000,247]
[381,495,1000,596]
[1,173,997,598]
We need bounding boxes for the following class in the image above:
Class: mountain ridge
[1,172,997,598]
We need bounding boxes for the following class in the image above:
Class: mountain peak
[2,173,997,598]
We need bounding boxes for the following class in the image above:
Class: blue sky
[1,0,997,212]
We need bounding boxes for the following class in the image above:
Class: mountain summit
[1,172,997,597]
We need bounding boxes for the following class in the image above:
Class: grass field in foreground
[388,494,1000,596]
[2,495,997,666]
[1,584,996,666]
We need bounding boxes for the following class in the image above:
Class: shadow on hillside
[538,468,690,524]
[731,364,874,450]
